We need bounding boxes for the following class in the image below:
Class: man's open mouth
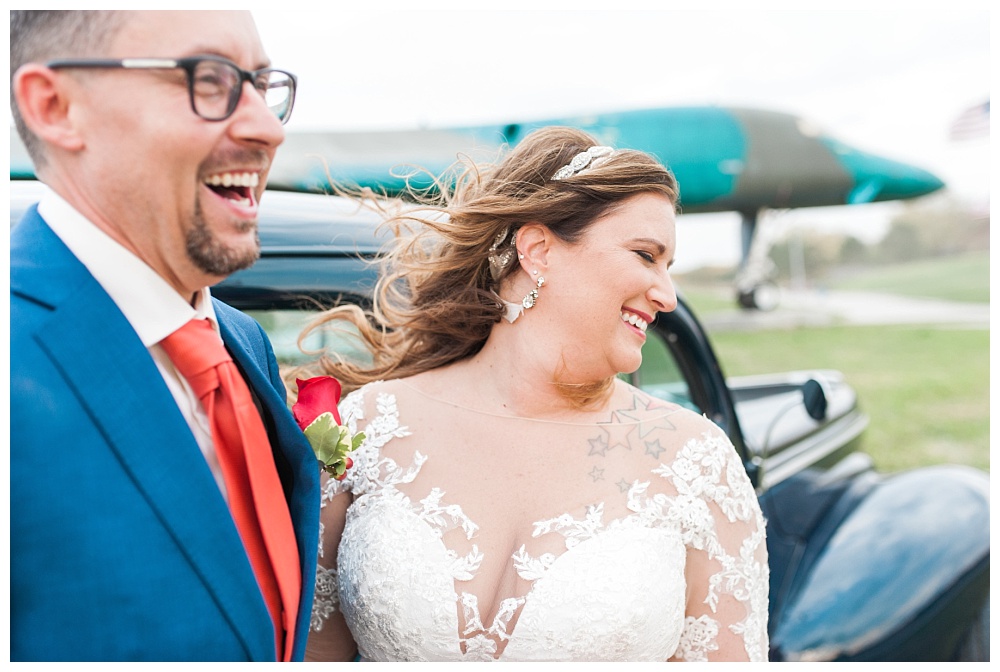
[203,171,260,208]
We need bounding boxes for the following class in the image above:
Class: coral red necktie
[161,319,300,661]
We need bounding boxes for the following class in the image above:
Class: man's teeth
[621,311,648,331]
[205,172,260,188]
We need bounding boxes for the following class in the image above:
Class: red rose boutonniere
[292,376,365,480]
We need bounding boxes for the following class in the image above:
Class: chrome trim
[760,410,870,489]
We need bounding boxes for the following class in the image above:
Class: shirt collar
[38,190,219,347]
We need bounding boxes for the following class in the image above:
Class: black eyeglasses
[46,55,297,124]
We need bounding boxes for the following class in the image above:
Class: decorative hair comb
[488,226,517,281]
[551,145,615,181]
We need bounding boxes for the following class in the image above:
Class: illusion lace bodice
[311,380,768,662]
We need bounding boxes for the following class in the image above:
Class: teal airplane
[9,106,945,308]
[262,106,945,308]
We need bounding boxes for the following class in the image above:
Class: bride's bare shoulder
[610,379,683,416]
[610,379,727,437]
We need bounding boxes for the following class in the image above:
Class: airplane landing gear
[735,209,783,311]
[736,281,780,311]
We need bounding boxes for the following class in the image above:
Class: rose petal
[293,376,343,429]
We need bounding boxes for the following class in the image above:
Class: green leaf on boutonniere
[303,411,366,480]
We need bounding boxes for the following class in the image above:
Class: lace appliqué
[311,388,413,633]
[311,564,339,632]
[319,387,768,661]
[503,517,686,661]
[676,615,720,662]
[460,594,525,661]
[652,430,769,662]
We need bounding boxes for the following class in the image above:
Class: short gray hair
[10,10,125,167]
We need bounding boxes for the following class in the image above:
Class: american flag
[948,100,990,141]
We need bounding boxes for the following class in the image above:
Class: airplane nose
[823,142,946,204]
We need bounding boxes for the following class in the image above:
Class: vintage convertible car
[9,180,990,661]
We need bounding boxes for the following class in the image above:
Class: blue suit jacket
[10,206,320,661]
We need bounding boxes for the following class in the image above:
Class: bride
[300,127,768,662]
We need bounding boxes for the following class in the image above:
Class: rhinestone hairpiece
[488,226,517,281]
[551,146,615,181]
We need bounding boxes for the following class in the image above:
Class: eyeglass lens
[192,60,293,122]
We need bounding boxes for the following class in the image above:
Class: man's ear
[12,64,85,152]
[514,223,554,274]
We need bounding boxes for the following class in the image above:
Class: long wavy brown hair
[292,126,679,404]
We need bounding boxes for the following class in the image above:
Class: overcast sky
[251,4,990,270]
[7,5,989,271]
[254,6,988,192]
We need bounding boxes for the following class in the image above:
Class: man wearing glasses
[10,11,319,661]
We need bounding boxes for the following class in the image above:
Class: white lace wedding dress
[310,379,769,662]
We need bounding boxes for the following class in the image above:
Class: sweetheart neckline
[345,491,686,660]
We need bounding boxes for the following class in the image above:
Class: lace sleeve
[310,476,350,630]
[661,421,769,662]
[310,389,365,630]
[305,474,357,660]
[305,390,370,661]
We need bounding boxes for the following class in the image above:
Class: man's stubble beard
[186,199,261,277]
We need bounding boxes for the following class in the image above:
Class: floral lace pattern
[312,385,769,661]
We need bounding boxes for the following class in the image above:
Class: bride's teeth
[621,311,648,332]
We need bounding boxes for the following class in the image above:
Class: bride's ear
[515,223,553,274]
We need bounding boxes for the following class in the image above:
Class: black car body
[10,180,990,661]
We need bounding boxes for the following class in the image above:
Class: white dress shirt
[40,192,229,499]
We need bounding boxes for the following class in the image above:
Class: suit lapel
[19,213,275,660]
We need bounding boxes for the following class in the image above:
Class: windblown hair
[296,126,679,404]
[10,10,125,167]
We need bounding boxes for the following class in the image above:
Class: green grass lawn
[829,251,990,303]
[677,285,737,315]
[676,254,990,472]
[708,325,990,473]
